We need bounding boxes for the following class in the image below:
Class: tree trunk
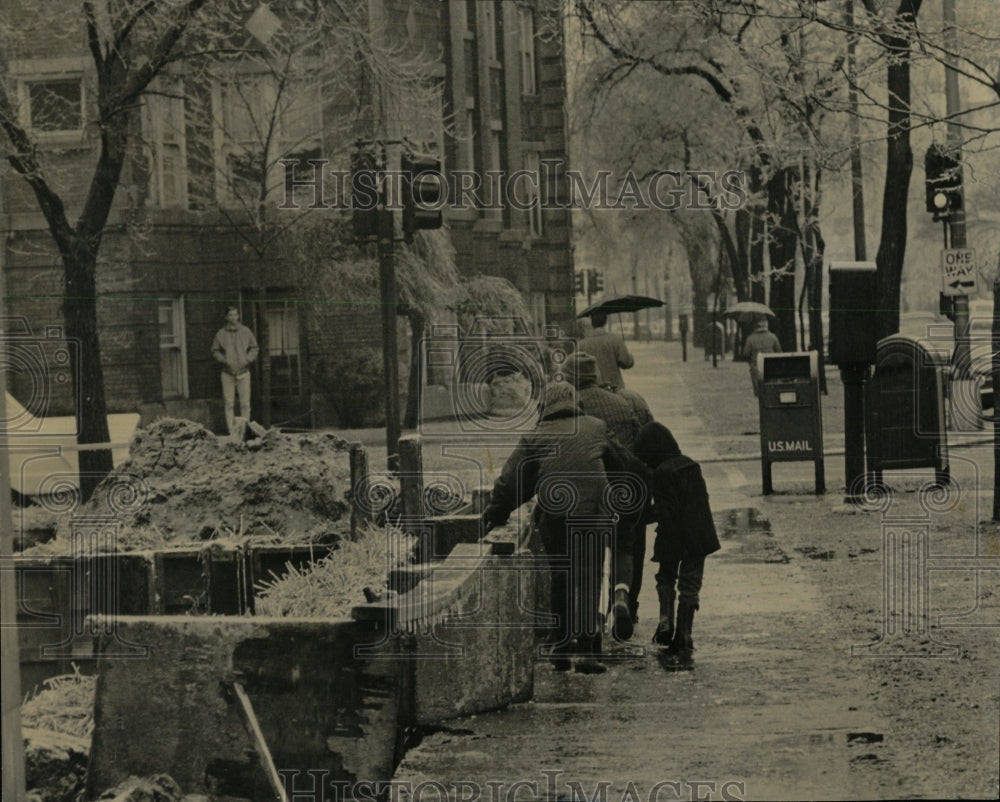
[993,273,999,521]
[735,207,751,300]
[257,286,271,428]
[64,248,113,502]
[874,0,924,341]
[767,166,799,352]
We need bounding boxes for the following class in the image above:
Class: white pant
[221,371,251,434]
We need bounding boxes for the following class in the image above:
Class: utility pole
[0,210,27,799]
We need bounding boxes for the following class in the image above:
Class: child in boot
[633,422,721,668]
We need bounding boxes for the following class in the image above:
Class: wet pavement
[392,342,900,800]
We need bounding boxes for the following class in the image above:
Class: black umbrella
[577,294,665,318]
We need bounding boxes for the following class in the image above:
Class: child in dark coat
[633,421,721,666]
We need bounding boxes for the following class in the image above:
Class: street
[393,341,1000,800]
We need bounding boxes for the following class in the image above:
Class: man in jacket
[579,310,634,390]
[742,317,781,397]
[482,381,628,674]
[211,306,259,436]
[572,352,646,641]
[612,385,654,626]
[634,421,721,669]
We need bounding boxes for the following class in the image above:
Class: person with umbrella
[742,315,781,397]
[579,309,634,390]
[578,293,663,390]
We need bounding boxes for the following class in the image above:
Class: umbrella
[723,301,775,318]
[577,294,665,318]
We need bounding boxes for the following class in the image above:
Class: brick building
[1,0,575,431]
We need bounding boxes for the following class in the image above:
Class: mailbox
[758,351,825,494]
[866,335,949,488]
[829,262,879,365]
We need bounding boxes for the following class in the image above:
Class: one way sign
[941,248,977,296]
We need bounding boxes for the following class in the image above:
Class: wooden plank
[229,681,288,802]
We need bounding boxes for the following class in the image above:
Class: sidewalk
[391,340,1000,799]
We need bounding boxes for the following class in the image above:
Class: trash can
[866,335,949,487]
[758,351,824,494]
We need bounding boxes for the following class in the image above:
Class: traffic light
[574,270,584,295]
[402,151,443,237]
[592,270,604,293]
[351,148,380,240]
[925,143,963,220]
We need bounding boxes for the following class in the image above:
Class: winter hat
[540,380,578,418]
[571,352,600,387]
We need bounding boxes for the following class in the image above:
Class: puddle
[715,507,773,538]
[713,508,790,565]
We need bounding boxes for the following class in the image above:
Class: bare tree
[1,0,213,499]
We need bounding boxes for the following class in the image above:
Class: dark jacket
[578,383,642,450]
[633,422,721,563]
[484,403,629,529]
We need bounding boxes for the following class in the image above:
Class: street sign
[941,248,977,296]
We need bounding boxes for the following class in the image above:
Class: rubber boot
[652,584,675,646]
[574,633,607,674]
[612,586,634,641]
[549,638,572,672]
[664,603,696,669]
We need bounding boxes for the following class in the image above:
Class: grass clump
[22,665,96,740]
[255,523,417,618]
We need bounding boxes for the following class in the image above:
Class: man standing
[211,306,259,435]
[742,318,781,397]
[579,310,634,390]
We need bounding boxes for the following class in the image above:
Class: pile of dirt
[42,418,354,552]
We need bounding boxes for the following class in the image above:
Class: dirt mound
[47,419,354,551]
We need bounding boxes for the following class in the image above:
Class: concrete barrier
[85,535,540,798]
[85,617,405,799]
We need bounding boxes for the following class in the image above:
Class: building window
[485,127,503,221]
[143,82,187,208]
[214,78,322,208]
[277,80,323,204]
[463,106,477,171]
[530,292,547,335]
[265,301,301,398]
[159,298,189,399]
[21,77,84,138]
[518,7,537,96]
[524,151,543,236]
[481,2,498,62]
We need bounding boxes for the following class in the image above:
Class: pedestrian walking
[742,318,781,397]
[612,385,654,625]
[571,352,647,641]
[633,421,721,669]
[578,310,634,390]
[482,382,630,674]
[211,305,259,436]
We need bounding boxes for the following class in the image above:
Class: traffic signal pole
[943,0,970,378]
[378,206,401,470]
